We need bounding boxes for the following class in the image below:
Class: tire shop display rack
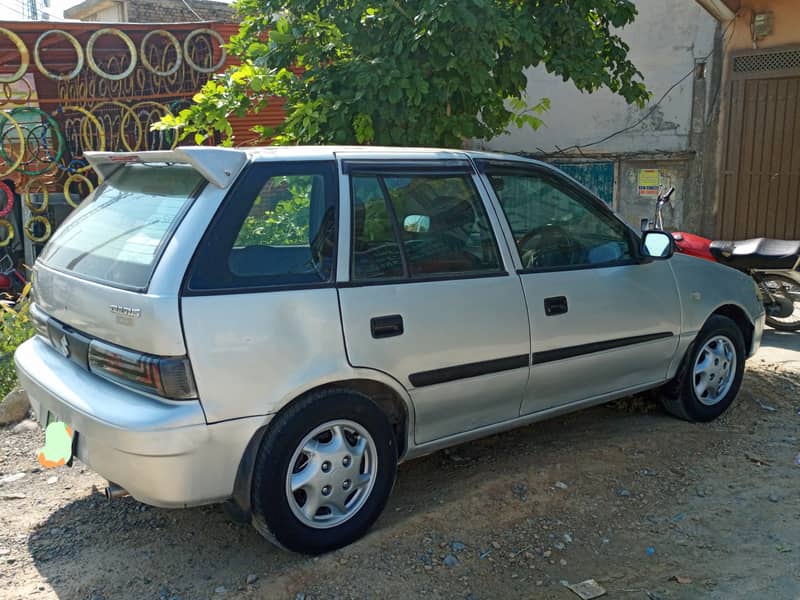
[0,20,236,263]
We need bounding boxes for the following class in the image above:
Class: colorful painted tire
[89,101,142,152]
[0,28,29,83]
[63,173,94,208]
[55,106,105,172]
[140,29,183,77]
[0,181,14,218]
[0,112,25,176]
[34,30,84,81]
[0,219,14,247]
[24,216,51,243]
[2,78,32,105]
[183,28,227,73]
[4,107,65,175]
[86,28,138,81]
[23,179,49,214]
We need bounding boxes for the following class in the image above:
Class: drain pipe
[104,483,129,501]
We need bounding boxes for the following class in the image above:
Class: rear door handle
[544,296,568,316]
[371,314,404,338]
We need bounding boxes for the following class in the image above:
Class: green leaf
[156,0,647,147]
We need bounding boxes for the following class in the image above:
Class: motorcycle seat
[709,237,800,270]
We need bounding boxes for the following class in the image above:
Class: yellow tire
[141,29,183,77]
[63,173,94,208]
[34,30,84,81]
[24,216,50,243]
[0,28,29,83]
[183,28,227,73]
[0,219,14,247]
[23,179,49,214]
[86,28,138,81]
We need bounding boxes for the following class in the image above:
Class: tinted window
[487,171,634,270]
[39,163,204,290]
[350,173,502,280]
[188,162,337,291]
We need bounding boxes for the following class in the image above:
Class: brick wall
[125,0,238,23]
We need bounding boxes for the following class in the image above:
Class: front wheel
[250,389,397,554]
[762,274,800,331]
[661,315,746,422]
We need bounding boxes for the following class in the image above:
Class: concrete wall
[484,3,718,155]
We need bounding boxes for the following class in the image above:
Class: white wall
[483,1,718,155]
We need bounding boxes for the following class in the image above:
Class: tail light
[0,274,11,290]
[88,340,198,400]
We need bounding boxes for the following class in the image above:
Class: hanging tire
[250,388,397,554]
[661,315,746,422]
[762,274,800,332]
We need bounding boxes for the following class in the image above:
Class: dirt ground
[1,330,799,600]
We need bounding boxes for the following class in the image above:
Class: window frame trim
[182,160,339,296]
[347,169,508,284]
[477,159,645,273]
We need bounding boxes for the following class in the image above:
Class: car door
[336,159,531,445]
[478,161,681,415]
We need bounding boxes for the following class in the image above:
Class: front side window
[350,172,502,281]
[487,170,634,270]
[188,162,337,292]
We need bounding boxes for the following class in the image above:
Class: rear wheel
[762,274,800,331]
[250,389,397,554]
[661,315,746,422]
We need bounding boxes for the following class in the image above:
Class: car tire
[250,388,397,554]
[661,315,746,423]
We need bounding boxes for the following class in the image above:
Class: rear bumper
[15,336,268,508]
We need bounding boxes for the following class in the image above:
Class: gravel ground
[1,339,799,600]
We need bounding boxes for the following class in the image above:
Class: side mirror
[641,230,674,260]
[403,214,430,233]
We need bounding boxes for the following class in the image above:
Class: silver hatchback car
[16,146,764,553]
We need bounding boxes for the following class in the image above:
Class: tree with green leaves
[158,0,650,148]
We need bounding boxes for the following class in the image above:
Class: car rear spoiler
[85,147,249,189]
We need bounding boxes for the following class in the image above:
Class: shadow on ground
[26,401,675,599]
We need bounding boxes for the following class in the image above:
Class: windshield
[39,163,205,290]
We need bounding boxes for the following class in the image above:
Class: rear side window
[39,164,205,290]
[350,173,502,281]
[187,161,337,292]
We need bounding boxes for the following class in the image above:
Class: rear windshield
[39,164,205,290]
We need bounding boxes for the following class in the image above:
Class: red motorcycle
[644,187,800,331]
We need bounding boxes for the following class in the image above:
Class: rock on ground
[0,388,29,425]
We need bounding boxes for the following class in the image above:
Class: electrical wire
[541,16,738,157]
[179,0,204,21]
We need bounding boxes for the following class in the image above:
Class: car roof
[86,145,557,190]
[243,145,549,167]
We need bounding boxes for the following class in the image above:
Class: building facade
[64,0,237,23]
[698,0,800,241]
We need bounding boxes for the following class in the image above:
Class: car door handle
[371,315,404,338]
[544,296,568,316]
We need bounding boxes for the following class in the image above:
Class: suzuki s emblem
[109,305,142,318]
[57,334,70,358]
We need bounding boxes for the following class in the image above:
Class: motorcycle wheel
[762,274,800,331]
